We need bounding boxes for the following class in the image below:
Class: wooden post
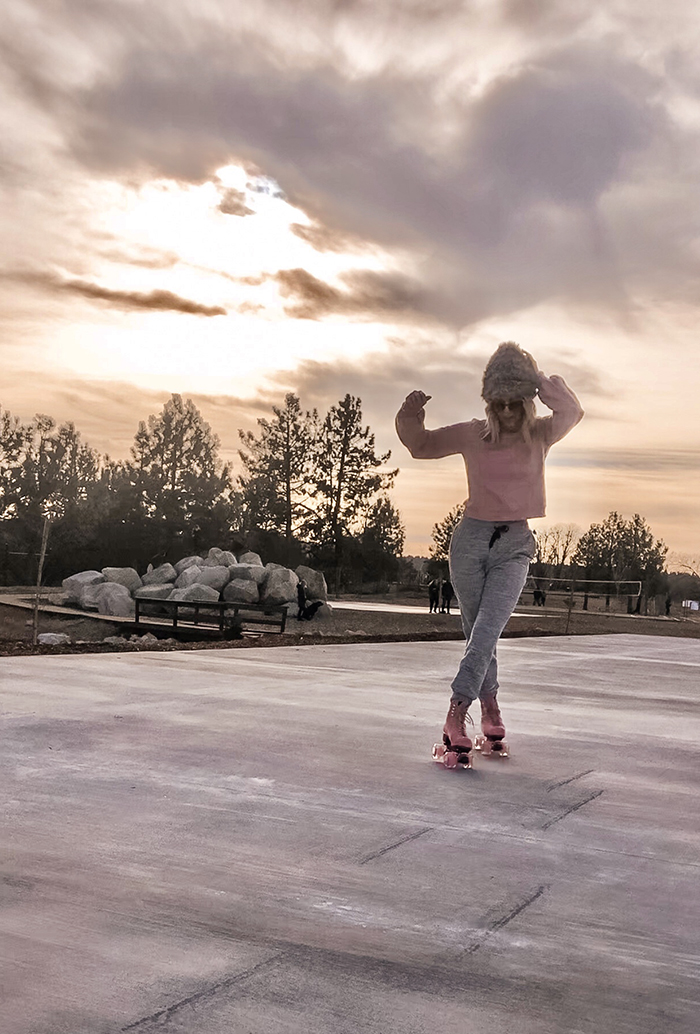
[564,581,575,635]
[32,517,51,647]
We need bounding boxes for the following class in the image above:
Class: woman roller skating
[396,342,584,770]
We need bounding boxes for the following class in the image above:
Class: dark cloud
[13,271,227,316]
[274,267,437,322]
[500,0,590,31]
[547,448,700,472]
[54,23,685,328]
[217,187,254,216]
[290,222,369,253]
[3,1,697,331]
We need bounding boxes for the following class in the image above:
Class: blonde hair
[482,398,537,444]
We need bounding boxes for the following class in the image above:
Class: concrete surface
[1,634,698,1034]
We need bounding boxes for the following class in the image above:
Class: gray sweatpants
[448,517,535,705]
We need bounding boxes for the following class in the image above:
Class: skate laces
[448,700,473,729]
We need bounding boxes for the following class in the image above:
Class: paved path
[2,635,698,1033]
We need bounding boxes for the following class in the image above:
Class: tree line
[0,393,404,589]
[428,507,691,613]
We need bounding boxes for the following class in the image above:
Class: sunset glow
[2,0,699,554]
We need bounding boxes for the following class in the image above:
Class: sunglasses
[492,400,524,413]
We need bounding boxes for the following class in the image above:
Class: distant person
[428,578,440,613]
[665,594,672,617]
[296,579,323,621]
[296,579,307,618]
[441,579,454,614]
[396,341,583,768]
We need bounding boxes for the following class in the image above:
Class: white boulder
[224,579,260,604]
[174,566,203,589]
[102,567,142,592]
[79,582,109,611]
[174,555,202,574]
[169,584,221,603]
[95,583,134,617]
[134,585,175,600]
[62,570,105,604]
[38,632,72,646]
[142,563,177,586]
[234,564,268,586]
[131,632,160,647]
[261,567,299,606]
[238,551,263,567]
[196,566,231,591]
[295,565,328,601]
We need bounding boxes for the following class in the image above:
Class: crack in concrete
[120,951,286,1031]
[360,826,434,864]
[541,789,605,830]
[465,884,549,955]
[546,769,595,792]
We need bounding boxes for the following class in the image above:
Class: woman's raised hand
[400,390,432,417]
[537,374,567,408]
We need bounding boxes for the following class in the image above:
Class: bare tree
[535,523,580,575]
[672,553,700,578]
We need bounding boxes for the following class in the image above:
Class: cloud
[217,187,254,216]
[273,267,437,322]
[0,370,269,463]
[12,271,227,316]
[55,18,694,328]
[97,245,181,269]
[290,221,368,253]
[548,448,700,472]
[5,1,700,333]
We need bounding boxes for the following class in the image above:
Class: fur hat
[481,342,540,401]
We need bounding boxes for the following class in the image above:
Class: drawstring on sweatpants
[488,524,510,549]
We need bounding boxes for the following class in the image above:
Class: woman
[396,342,583,769]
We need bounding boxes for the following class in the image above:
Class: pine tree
[237,393,318,542]
[430,505,464,563]
[573,511,667,612]
[310,394,397,588]
[129,394,232,549]
[361,495,405,559]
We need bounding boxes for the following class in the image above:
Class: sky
[1,0,700,557]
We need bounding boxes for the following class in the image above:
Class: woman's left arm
[538,374,584,445]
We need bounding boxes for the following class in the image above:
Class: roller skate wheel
[456,752,473,769]
[475,734,509,759]
[432,743,446,761]
[442,750,459,770]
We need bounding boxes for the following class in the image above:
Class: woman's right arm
[395,391,469,459]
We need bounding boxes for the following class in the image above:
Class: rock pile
[61,549,329,619]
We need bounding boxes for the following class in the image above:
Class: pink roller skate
[474,693,509,758]
[432,699,473,770]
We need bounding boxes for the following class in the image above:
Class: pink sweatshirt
[395,377,584,522]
